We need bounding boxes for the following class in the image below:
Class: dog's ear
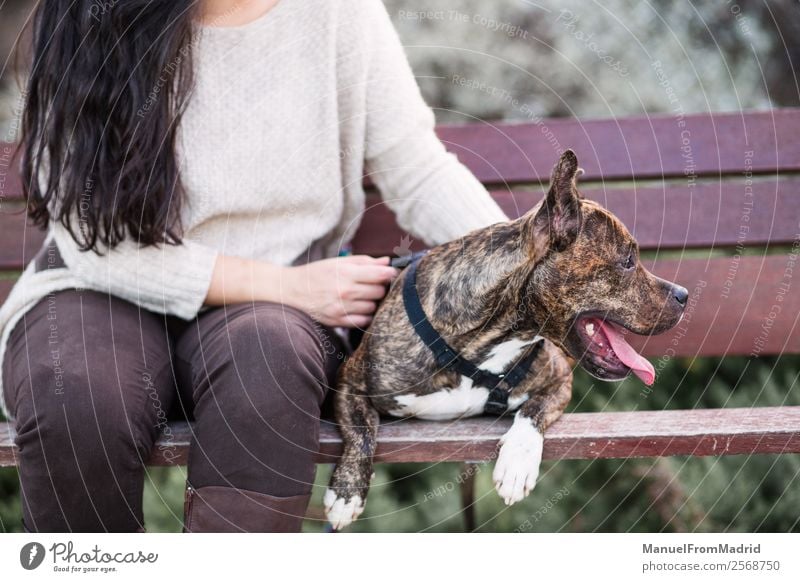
[531,150,583,255]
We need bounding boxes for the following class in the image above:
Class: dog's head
[521,150,687,385]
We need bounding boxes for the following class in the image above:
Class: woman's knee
[15,364,155,470]
[212,303,331,411]
[8,291,175,469]
[185,304,334,494]
[5,290,175,531]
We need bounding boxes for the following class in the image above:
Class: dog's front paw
[493,413,544,505]
[324,488,365,530]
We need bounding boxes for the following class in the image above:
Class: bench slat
[0,280,12,303]
[3,111,799,196]
[0,256,795,357]
[352,178,800,255]
[436,109,800,184]
[317,407,800,463]
[0,142,22,200]
[0,211,44,271]
[3,175,799,272]
[629,255,799,357]
[3,407,799,467]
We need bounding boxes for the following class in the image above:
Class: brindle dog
[324,150,688,529]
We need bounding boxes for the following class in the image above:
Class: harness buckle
[435,348,455,368]
[484,392,510,416]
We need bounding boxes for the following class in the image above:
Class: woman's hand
[284,255,399,328]
[205,254,399,328]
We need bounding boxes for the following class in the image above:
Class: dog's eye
[621,253,635,271]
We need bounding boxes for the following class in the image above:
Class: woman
[0,0,507,532]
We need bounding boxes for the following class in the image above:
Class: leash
[400,252,543,416]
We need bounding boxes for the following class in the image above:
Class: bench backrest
[2,109,799,359]
[352,109,800,358]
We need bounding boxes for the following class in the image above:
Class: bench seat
[3,406,799,468]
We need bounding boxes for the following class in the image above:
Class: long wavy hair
[21,0,198,252]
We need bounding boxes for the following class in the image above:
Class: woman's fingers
[336,255,397,283]
[346,255,391,266]
[347,283,387,301]
[350,264,399,284]
[345,300,379,315]
[342,314,373,328]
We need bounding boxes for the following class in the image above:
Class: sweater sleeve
[360,1,509,246]
[51,220,218,320]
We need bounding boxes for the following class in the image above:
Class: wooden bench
[2,109,800,525]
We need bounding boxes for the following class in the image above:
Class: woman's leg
[174,301,346,532]
[2,289,176,532]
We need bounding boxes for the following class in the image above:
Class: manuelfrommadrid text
[643,544,761,555]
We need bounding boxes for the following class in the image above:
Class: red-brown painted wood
[317,406,800,463]
[0,142,22,201]
[435,109,800,184]
[638,256,799,357]
[4,110,799,194]
[0,256,795,358]
[0,211,44,271]
[2,175,797,272]
[4,407,799,467]
[351,178,800,255]
[0,280,13,303]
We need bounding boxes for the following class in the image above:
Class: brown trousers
[2,281,348,532]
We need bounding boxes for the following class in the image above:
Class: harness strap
[401,252,542,415]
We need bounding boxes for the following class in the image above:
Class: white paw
[323,488,365,530]
[493,413,544,505]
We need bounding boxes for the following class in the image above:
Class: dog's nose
[672,285,689,306]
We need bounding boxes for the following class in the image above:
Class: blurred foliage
[385,0,798,122]
[3,0,799,133]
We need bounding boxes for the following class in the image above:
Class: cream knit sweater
[0,0,507,419]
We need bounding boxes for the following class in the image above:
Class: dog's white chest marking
[389,338,541,420]
[493,411,544,505]
[390,376,488,421]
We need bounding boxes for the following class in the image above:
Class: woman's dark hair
[21,0,198,252]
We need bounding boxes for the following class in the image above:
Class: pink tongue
[599,321,655,386]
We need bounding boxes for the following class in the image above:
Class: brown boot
[183,485,310,533]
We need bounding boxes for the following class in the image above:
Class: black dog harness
[398,251,543,416]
